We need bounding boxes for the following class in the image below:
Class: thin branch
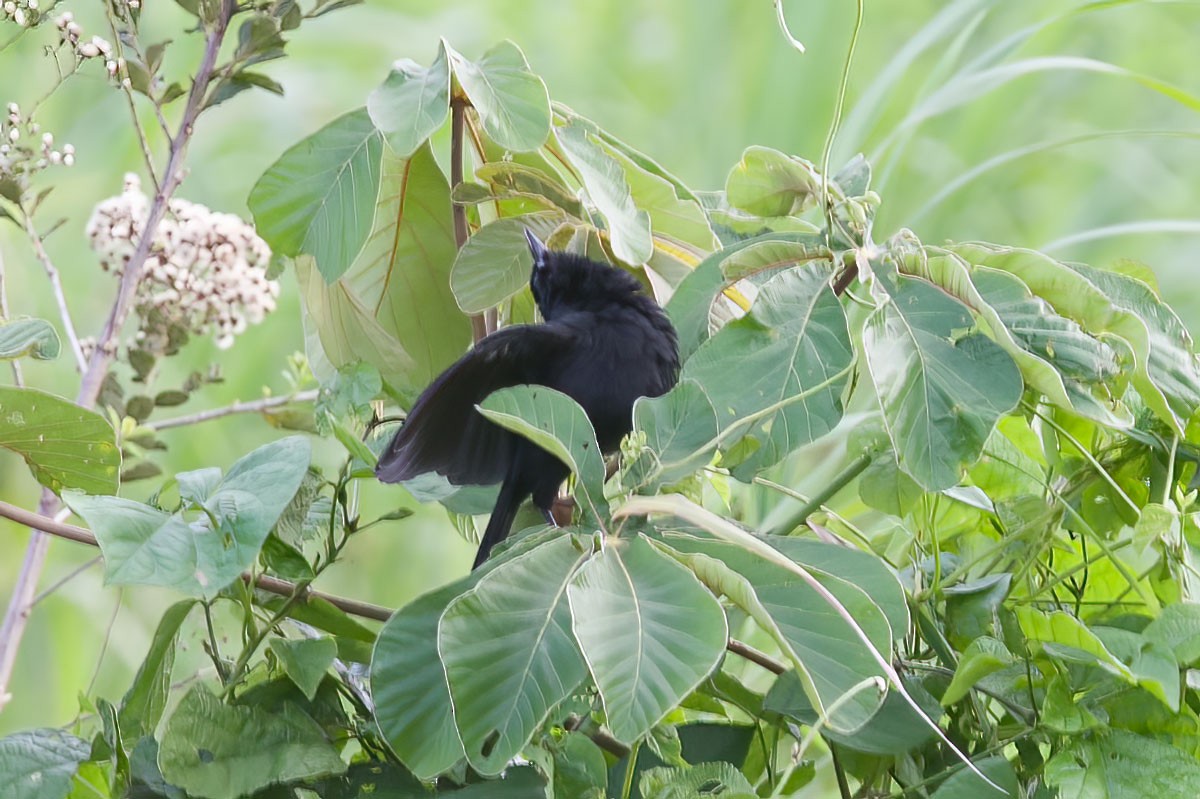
[20,203,88,372]
[75,0,236,410]
[103,8,161,192]
[0,0,239,710]
[146,389,319,431]
[0,499,395,622]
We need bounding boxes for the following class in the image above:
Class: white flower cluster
[86,174,279,351]
[1,0,39,28]
[0,102,74,182]
[54,12,122,78]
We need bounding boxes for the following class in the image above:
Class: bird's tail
[473,473,525,570]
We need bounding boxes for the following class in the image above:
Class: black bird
[376,230,680,569]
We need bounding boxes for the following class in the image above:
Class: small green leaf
[449,213,564,314]
[929,755,1018,799]
[249,108,383,283]
[725,146,821,217]
[446,40,551,152]
[942,636,1013,706]
[0,386,120,495]
[555,122,653,265]
[629,378,719,490]
[367,42,451,157]
[478,385,607,520]
[269,637,337,700]
[159,685,346,799]
[0,318,60,361]
[568,534,728,744]
[1045,729,1200,798]
[0,728,91,799]
[1144,603,1200,666]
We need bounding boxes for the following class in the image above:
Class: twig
[31,556,102,607]
[0,244,24,385]
[0,499,395,623]
[0,499,68,712]
[451,96,486,343]
[19,204,87,372]
[103,7,161,192]
[727,637,787,675]
[0,0,238,710]
[146,389,319,431]
[564,714,631,758]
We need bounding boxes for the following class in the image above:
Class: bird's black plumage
[376,231,680,568]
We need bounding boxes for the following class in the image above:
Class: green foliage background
[1,0,1198,739]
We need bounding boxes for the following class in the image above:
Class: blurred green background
[1,0,1198,734]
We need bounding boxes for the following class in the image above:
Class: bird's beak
[525,229,548,270]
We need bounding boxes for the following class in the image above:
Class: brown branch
[0,499,393,622]
[146,389,319,432]
[0,0,238,709]
[75,0,235,410]
[726,637,787,675]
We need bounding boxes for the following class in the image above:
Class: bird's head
[525,229,646,320]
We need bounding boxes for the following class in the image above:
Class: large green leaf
[946,242,1196,433]
[568,534,728,744]
[296,256,417,401]
[724,146,821,217]
[372,578,471,779]
[659,532,889,732]
[0,317,60,361]
[628,378,720,490]
[0,729,91,799]
[440,535,591,774]
[913,248,1128,426]
[449,213,565,314]
[0,386,120,495]
[367,41,450,157]
[606,145,717,253]
[120,599,197,739]
[555,121,653,265]
[469,160,585,217]
[1069,260,1200,427]
[66,437,311,599]
[764,535,909,639]
[158,685,346,799]
[371,528,561,779]
[863,274,1022,491]
[249,108,383,283]
[665,231,819,360]
[446,40,550,152]
[1045,729,1200,799]
[478,385,607,519]
[682,261,850,479]
[342,142,471,392]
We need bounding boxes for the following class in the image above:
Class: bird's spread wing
[375,323,577,486]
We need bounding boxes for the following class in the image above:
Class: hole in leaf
[480,729,500,758]
[198,748,215,763]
